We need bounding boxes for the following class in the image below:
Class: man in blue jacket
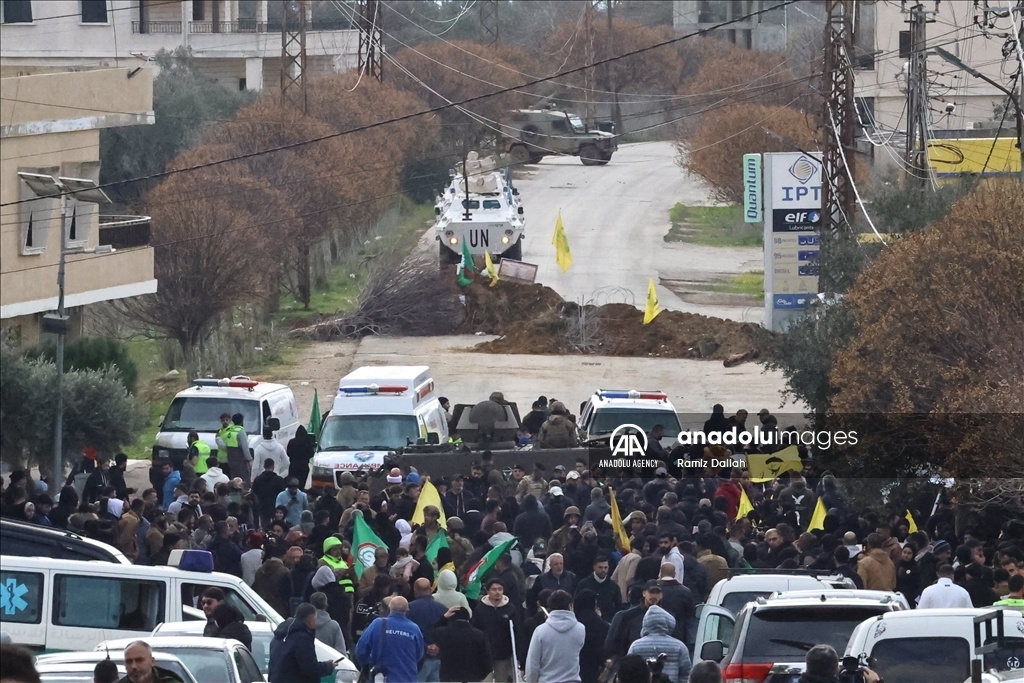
[407,579,447,682]
[269,603,339,683]
[356,596,425,683]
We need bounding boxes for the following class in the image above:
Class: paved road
[516,142,763,323]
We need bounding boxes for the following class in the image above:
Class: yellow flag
[552,210,573,273]
[643,278,661,324]
[484,251,499,287]
[806,497,827,531]
[906,509,918,534]
[747,446,804,483]
[609,487,631,553]
[411,479,448,529]
[735,488,754,521]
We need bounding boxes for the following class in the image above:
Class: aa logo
[610,424,648,457]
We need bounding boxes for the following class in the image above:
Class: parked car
[701,591,905,683]
[153,620,359,683]
[0,518,129,564]
[35,650,197,683]
[97,636,265,683]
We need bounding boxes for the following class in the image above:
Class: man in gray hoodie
[525,590,585,683]
[309,591,346,653]
[626,605,691,683]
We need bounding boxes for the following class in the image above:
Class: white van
[154,377,299,466]
[578,389,682,446]
[844,609,1024,683]
[310,366,448,487]
[0,552,282,652]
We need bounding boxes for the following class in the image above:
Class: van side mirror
[265,417,281,432]
[427,433,440,445]
[700,641,724,663]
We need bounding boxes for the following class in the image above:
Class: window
[162,649,232,683]
[482,200,502,209]
[869,637,970,683]
[899,31,912,59]
[238,77,247,91]
[19,166,58,255]
[180,584,260,622]
[551,119,568,132]
[2,0,33,23]
[318,414,420,451]
[853,1,876,70]
[856,97,876,135]
[460,199,480,210]
[742,606,889,662]
[81,0,107,23]
[234,648,264,683]
[161,397,260,434]
[53,575,165,631]
[589,409,682,438]
[702,612,735,656]
[721,590,771,615]
[193,0,205,21]
[0,571,43,624]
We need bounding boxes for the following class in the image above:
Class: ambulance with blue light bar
[578,389,682,447]
[154,377,300,466]
[310,366,449,487]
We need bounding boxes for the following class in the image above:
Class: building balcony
[132,21,183,34]
[187,18,353,33]
[99,215,151,250]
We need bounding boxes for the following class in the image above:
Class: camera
[944,102,956,115]
[838,655,868,683]
[646,654,670,683]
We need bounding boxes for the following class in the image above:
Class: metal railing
[98,215,151,250]
[131,20,182,34]
[188,18,353,33]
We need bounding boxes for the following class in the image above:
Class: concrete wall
[0,67,157,328]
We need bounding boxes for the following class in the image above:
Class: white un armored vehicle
[435,152,525,268]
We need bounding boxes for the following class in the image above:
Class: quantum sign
[742,153,762,223]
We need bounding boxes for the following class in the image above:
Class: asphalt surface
[516,141,764,323]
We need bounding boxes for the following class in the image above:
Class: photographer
[798,645,881,683]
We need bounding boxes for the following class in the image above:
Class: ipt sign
[773,154,822,208]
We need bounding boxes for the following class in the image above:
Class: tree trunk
[180,337,199,382]
[297,242,312,309]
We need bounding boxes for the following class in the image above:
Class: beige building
[1,67,157,347]
[1,1,359,91]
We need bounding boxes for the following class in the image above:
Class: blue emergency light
[338,385,408,395]
[598,390,668,400]
[192,378,258,390]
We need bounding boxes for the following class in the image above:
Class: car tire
[580,145,601,166]
[510,144,531,165]
[503,237,522,261]
[439,243,458,270]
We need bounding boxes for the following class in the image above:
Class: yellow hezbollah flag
[906,509,918,534]
[643,278,661,324]
[747,446,803,483]
[411,479,448,530]
[807,497,827,532]
[552,210,573,273]
[735,488,754,521]
[609,487,631,553]
[484,251,499,287]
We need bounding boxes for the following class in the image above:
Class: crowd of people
[2,400,1023,683]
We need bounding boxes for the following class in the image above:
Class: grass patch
[666,203,763,248]
[708,270,764,297]
[123,337,185,460]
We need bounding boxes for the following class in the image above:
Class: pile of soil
[458,279,772,362]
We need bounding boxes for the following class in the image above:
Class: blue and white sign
[763,152,822,332]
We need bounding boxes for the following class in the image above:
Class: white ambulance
[153,377,300,465]
[310,366,448,488]
[578,389,682,447]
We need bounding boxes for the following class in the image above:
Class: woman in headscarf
[286,425,315,487]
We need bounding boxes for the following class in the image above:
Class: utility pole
[479,0,499,45]
[820,0,857,294]
[281,0,307,112]
[606,1,623,136]
[583,1,596,124]
[1010,0,1024,182]
[903,3,936,188]
[358,0,383,82]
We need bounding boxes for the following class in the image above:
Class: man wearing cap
[549,506,582,556]
[561,470,587,507]
[606,580,664,660]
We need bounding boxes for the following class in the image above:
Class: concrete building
[673,0,798,51]
[1,67,157,347]
[1,1,360,92]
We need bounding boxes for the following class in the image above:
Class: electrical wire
[828,107,886,245]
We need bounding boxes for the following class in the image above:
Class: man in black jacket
[432,606,493,682]
[269,603,338,683]
[512,495,552,551]
[471,579,522,683]
[574,555,621,622]
[252,458,286,528]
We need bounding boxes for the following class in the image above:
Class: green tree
[100,48,253,207]
[25,337,138,394]
[0,347,143,471]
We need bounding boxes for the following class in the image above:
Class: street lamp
[17,172,111,485]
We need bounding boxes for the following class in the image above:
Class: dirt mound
[459,280,771,362]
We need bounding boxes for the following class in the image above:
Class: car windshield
[590,408,682,437]
[319,414,420,451]
[741,606,889,663]
[482,199,502,209]
[722,591,772,615]
[161,397,260,434]
[161,649,232,683]
[569,115,586,133]
[461,199,480,209]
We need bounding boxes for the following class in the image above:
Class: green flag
[457,241,474,287]
[351,510,388,578]
[425,530,449,564]
[307,389,322,441]
[462,538,516,600]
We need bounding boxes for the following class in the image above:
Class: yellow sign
[928,138,1020,177]
[747,445,803,483]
